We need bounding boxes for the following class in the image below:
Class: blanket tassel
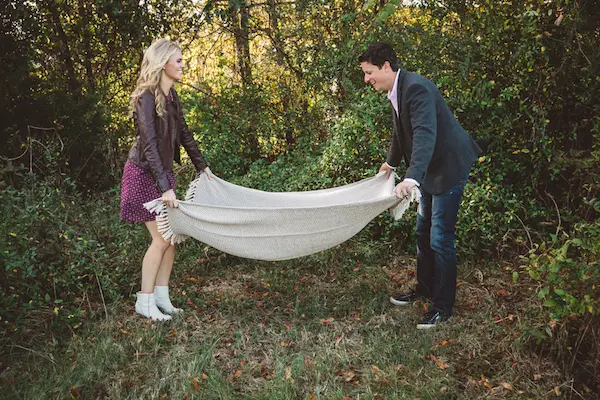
[143,199,188,245]
[391,186,421,221]
[185,172,204,201]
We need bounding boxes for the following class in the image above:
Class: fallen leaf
[554,386,561,396]
[533,373,541,381]
[192,378,199,391]
[280,341,291,347]
[304,356,311,369]
[201,372,208,381]
[441,340,448,347]
[284,366,294,382]
[69,386,80,398]
[501,382,513,390]
[436,360,449,369]
[232,369,242,379]
[371,365,383,375]
[337,369,357,382]
[439,386,448,393]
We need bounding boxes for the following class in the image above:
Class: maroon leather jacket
[128,88,207,193]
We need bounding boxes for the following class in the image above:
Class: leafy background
[1,0,599,398]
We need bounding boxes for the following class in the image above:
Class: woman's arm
[136,91,172,192]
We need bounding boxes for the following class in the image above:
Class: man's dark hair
[358,43,399,71]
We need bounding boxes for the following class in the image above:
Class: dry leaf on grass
[284,366,294,382]
[337,369,359,384]
[371,365,383,375]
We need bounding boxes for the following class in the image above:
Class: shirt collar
[387,70,401,114]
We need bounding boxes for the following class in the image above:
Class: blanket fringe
[185,172,204,201]
[391,186,421,220]
[143,199,188,245]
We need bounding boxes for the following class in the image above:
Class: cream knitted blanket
[144,172,419,261]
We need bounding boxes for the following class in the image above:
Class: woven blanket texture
[144,172,419,261]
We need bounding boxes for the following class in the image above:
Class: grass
[0,237,587,399]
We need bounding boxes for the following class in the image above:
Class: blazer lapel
[392,69,411,164]
[395,69,408,116]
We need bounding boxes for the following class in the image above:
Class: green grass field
[2,236,575,399]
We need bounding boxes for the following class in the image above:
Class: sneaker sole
[389,296,412,306]
[416,317,451,330]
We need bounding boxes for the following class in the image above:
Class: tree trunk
[77,0,95,91]
[228,0,252,87]
[46,0,80,95]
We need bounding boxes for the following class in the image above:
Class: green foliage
[2,0,600,391]
[0,165,147,340]
[523,221,600,319]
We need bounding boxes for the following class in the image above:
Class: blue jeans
[415,178,468,315]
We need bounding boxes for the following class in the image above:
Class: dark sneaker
[389,291,422,306]
[416,309,451,329]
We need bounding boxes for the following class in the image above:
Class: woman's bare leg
[155,244,175,286]
[141,221,171,293]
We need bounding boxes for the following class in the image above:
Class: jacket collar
[395,69,408,104]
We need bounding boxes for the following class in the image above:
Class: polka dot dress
[120,160,176,223]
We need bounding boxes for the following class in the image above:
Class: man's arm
[404,82,437,184]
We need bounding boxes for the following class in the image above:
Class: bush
[523,221,600,320]
[0,165,147,344]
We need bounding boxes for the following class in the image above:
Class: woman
[120,38,211,321]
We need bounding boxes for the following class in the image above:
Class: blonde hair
[130,38,181,117]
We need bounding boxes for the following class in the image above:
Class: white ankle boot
[135,292,172,321]
[154,286,183,314]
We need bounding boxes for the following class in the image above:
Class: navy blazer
[386,70,481,195]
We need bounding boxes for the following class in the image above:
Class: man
[359,43,481,329]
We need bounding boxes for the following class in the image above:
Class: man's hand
[394,180,417,199]
[379,162,395,180]
[162,189,178,208]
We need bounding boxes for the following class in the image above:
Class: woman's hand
[162,189,178,208]
[203,167,213,181]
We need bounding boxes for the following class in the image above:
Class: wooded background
[1,0,599,395]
